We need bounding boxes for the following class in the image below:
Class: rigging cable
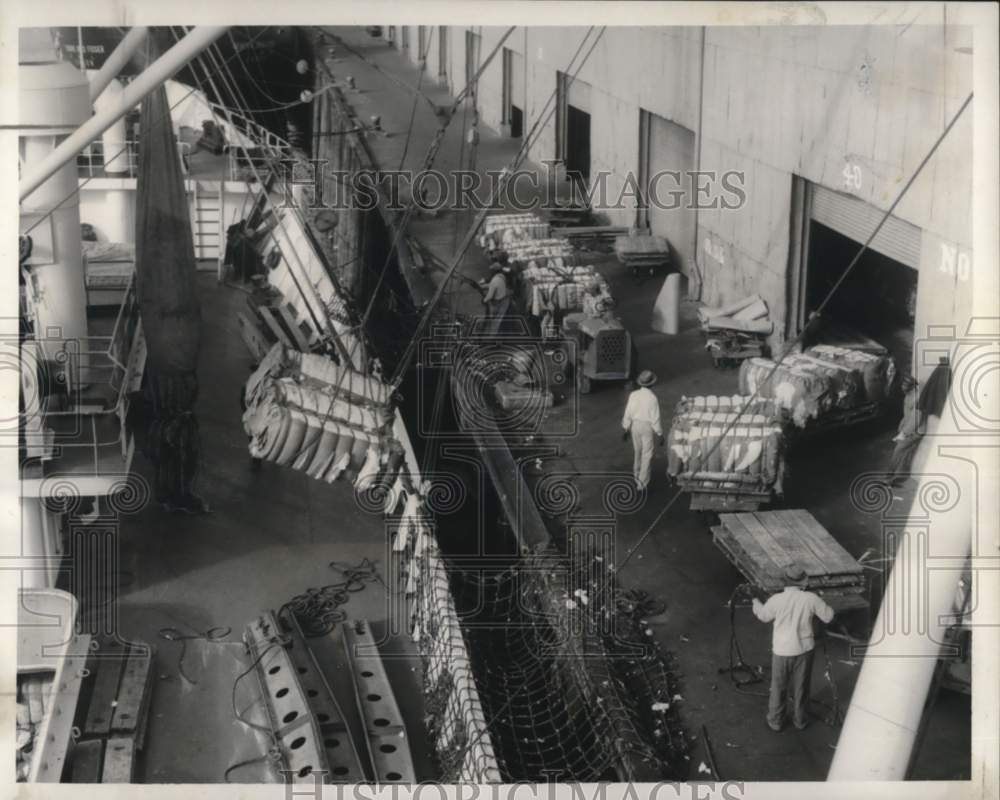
[19,25,276,239]
[404,29,614,778]
[343,26,519,329]
[183,35,349,355]
[388,26,606,388]
[397,26,436,171]
[615,90,974,573]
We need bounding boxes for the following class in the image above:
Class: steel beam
[20,26,227,202]
[89,27,149,102]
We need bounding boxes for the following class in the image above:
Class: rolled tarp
[704,315,774,335]
[697,293,762,322]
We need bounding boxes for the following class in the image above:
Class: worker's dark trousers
[486,298,510,335]
[768,649,813,729]
[889,434,922,484]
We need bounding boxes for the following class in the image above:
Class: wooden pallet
[67,640,155,783]
[677,479,772,512]
[690,491,770,512]
[241,290,316,359]
[711,509,868,611]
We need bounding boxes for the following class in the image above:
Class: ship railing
[20,274,144,487]
[77,140,192,179]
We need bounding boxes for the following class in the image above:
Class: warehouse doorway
[638,109,696,274]
[557,73,592,187]
[438,26,448,83]
[803,221,919,378]
[565,106,591,184]
[465,30,481,101]
[502,48,525,138]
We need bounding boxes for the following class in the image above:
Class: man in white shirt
[621,370,664,489]
[481,257,510,334]
[752,566,835,731]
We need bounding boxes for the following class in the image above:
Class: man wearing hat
[621,370,664,489]
[481,253,511,334]
[752,566,835,731]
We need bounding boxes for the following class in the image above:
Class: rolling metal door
[810,184,922,270]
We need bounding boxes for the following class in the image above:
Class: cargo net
[443,547,688,782]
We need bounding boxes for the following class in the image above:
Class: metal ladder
[191,180,222,262]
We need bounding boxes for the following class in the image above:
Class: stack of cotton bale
[517,260,610,318]
[477,212,550,252]
[738,351,866,428]
[667,394,786,497]
[502,237,578,270]
[805,344,897,404]
[241,342,402,490]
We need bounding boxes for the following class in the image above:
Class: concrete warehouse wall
[428,24,972,361]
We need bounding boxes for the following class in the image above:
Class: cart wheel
[580,376,592,394]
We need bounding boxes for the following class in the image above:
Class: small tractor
[563,314,635,393]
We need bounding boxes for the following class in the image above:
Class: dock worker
[564,280,613,331]
[621,370,664,490]
[481,253,511,334]
[887,375,921,486]
[887,359,951,486]
[582,279,613,317]
[752,566,835,732]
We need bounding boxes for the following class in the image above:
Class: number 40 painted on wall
[842,163,863,190]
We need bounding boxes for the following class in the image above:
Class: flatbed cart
[677,474,775,512]
[667,395,786,512]
[710,509,869,613]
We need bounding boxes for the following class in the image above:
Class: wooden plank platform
[689,491,767,512]
[111,649,153,748]
[713,509,867,611]
[69,740,104,783]
[67,640,155,784]
[83,641,127,737]
[101,736,135,783]
[679,478,771,512]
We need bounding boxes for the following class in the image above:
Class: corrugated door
[810,184,922,270]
